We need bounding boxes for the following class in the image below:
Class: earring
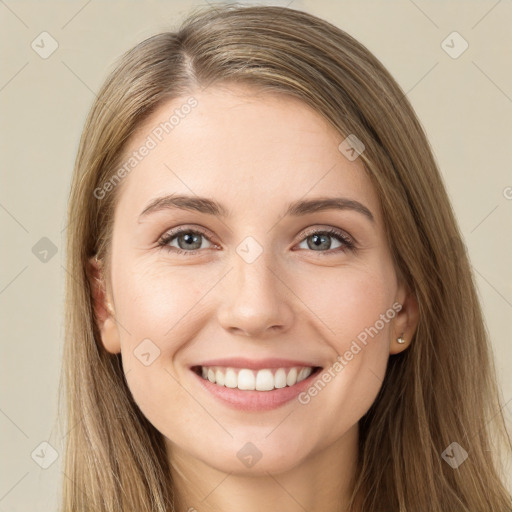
[397,335,406,344]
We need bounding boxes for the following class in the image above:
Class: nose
[216,250,295,338]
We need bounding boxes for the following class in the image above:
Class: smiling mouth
[191,365,323,391]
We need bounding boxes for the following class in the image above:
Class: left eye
[296,228,355,254]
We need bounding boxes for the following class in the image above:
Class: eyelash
[157,226,356,256]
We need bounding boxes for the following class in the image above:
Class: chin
[193,432,314,476]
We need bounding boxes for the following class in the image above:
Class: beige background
[1,0,511,509]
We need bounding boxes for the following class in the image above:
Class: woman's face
[93,84,415,475]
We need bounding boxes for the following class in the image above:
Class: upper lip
[191,357,322,370]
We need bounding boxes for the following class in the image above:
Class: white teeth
[238,369,255,390]
[197,365,316,391]
[274,368,287,389]
[255,369,274,391]
[215,369,225,387]
[224,368,237,388]
[286,367,297,386]
[297,367,313,382]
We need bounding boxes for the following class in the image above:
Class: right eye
[158,227,215,256]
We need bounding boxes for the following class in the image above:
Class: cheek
[114,260,212,342]
[292,266,395,430]
[294,263,396,349]
[111,263,208,419]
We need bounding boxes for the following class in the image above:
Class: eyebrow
[138,194,374,223]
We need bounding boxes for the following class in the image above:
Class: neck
[167,424,359,512]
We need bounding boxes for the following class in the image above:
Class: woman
[60,4,512,511]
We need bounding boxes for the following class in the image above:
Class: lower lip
[190,368,322,411]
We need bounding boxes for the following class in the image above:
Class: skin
[90,84,419,512]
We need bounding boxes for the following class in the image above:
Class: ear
[87,256,121,354]
[389,281,419,355]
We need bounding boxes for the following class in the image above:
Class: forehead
[114,85,380,222]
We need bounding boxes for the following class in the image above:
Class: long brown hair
[60,4,512,510]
